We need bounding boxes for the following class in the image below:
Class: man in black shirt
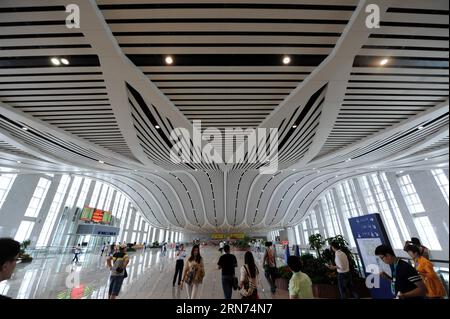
[375,244,426,299]
[217,244,238,299]
[0,238,21,299]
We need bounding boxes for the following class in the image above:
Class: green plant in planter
[277,265,293,280]
[299,253,336,285]
[232,236,252,250]
[309,234,325,258]
[151,241,160,248]
[19,239,33,263]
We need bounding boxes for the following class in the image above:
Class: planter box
[275,278,289,291]
[353,280,371,298]
[312,283,340,299]
[311,281,370,298]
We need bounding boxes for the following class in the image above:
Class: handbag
[185,265,196,285]
[239,265,257,297]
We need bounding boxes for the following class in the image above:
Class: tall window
[64,176,83,208]
[325,191,343,236]
[414,216,442,250]
[89,181,102,207]
[103,187,114,211]
[336,185,356,247]
[0,174,17,210]
[370,174,403,249]
[398,174,442,250]
[380,173,410,241]
[431,169,449,205]
[302,219,309,244]
[358,176,378,214]
[342,180,362,216]
[96,184,108,210]
[24,178,51,218]
[36,175,71,247]
[398,174,425,214]
[14,220,35,242]
[76,178,91,208]
[294,225,301,244]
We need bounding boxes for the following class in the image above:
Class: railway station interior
[0,0,448,300]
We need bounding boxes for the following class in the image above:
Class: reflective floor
[0,246,289,299]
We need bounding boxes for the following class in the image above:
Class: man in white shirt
[326,241,359,299]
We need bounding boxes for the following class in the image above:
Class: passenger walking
[106,244,129,299]
[263,241,277,293]
[108,243,116,257]
[404,237,431,260]
[287,256,313,299]
[239,251,260,299]
[0,238,21,299]
[72,244,81,263]
[173,244,186,287]
[218,241,224,254]
[326,241,359,299]
[217,244,238,299]
[100,243,106,256]
[375,244,426,299]
[180,245,205,299]
[405,245,446,298]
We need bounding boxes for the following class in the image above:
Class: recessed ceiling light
[51,57,61,65]
[16,160,21,164]
[379,58,389,66]
[398,170,404,174]
[283,56,291,64]
[60,58,69,65]
[292,125,297,128]
[165,56,173,65]
[346,158,352,162]
[98,160,104,164]
[424,158,429,161]
[335,175,338,178]
[418,126,424,130]
[292,168,296,171]
[155,125,160,129]
[134,169,138,172]
[22,127,28,131]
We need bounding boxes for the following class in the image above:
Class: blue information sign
[349,213,394,299]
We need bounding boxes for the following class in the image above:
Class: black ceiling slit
[126,82,173,149]
[278,84,327,151]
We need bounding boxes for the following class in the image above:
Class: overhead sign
[211,233,245,239]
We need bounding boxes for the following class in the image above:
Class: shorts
[109,275,125,296]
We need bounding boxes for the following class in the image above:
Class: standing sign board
[349,213,395,299]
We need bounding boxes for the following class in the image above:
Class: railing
[26,245,93,260]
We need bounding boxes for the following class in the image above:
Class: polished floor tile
[0,246,289,299]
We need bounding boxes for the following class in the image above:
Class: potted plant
[232,236,251,251]
[151,241,160,248]
[19,239,33,263]
[275,265,292,290]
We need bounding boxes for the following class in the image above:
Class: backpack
[111,253,127,276]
